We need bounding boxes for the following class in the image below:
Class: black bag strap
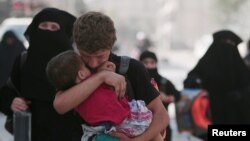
[6,51,27,96]
[119,56,130,75]
[118,56,135,100]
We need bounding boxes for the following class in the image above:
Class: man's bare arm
[143,96,169,140]
[112,96,169,141]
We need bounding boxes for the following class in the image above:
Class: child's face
[78,63,91,82]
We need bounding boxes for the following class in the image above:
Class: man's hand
[11,97,29,112]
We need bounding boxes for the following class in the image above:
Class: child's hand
[98,61,116,72]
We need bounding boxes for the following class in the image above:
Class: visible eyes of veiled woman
[38,21,60,31]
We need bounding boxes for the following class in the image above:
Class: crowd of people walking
[1,7,250,141]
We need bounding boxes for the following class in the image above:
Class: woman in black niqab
[0,31,26,88]
[0,8,82,141]
[184,30,250,124]
[21,8,76,101]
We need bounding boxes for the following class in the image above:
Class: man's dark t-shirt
[109,53,159,104]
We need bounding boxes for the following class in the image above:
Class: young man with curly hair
[53,11,169,141]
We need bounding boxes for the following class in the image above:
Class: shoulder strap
[6,51,27,96]
[119,56,130,74]
[118,56,135,100]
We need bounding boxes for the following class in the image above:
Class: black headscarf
[139,50,158,62]
[21,8,76,101]
[1,30,23,46]
[185,30,250,124]
[0,31,26,88]
[139,51,161,83]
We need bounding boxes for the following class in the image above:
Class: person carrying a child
[46,50,163,141]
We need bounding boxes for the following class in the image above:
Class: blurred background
[1,0,250,141]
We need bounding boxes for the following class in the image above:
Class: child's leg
[150,133,164,141]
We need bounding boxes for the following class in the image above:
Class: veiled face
[5,37,14,46]
[38,21,60,31]
[142,58,157,69]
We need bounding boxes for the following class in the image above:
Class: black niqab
[21,8,76,101]
[0,31,26,88]
[2,8,83,141]
[185,30,250,124]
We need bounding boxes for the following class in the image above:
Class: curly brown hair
[73,11,117,54]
